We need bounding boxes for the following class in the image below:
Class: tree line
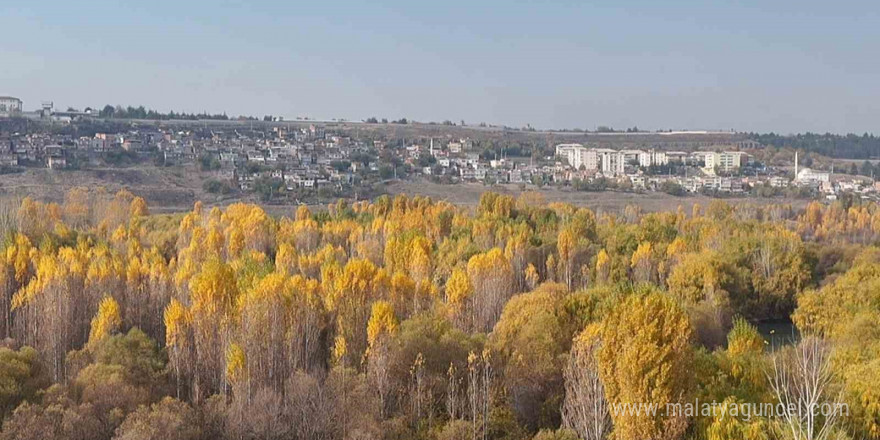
[750,132,880,159]
[97,105,233,121]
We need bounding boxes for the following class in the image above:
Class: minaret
[794,150,798,181]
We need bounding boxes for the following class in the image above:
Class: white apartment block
[639,150,668,167]
[598,149,625,176]
[582,149,600,170]
[554,144,643,176]
[555,143,602,171]
[704,151,748,172]
[555,144,586,169]
[555,144,704,176]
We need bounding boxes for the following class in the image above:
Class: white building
[796,168,830,183]
[555,144,585,169]
[555,144,602,171]
[582,149,600,170]
[769,176,789,187]
[639,149,669,167]
[0,96,23,116]
[630,175,646,188]
[555,144,649,176]
[720,178,744,193]
[598,149,625,176]
[555,144,634,176]
[704,151,748,172]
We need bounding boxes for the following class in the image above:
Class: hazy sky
[2,1,878,134]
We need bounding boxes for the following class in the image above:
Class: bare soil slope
[382,181,808,215]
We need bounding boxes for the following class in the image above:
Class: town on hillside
[0,96,876,205]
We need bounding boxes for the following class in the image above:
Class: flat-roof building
[0,96,22,116]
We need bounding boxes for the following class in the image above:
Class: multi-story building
[555,143,585,169]
[0,97,22,116]
[555,144,636,176]
[582,149,600,170]
[619,149,642,165]
[598,149,624,176]
[638,149,669,167]
[666,151,687,163]
[704,151,748,172]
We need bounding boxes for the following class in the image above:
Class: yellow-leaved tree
[366,300,398,416]
[705,397,769,440]
[325,258,386,367]
[466,248,514,332]
[164,298,192,399]
[598,291,693,440]
[188,258,239,399]
[630,241,655,284]
[87,296,121,350]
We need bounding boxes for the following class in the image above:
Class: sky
[2,0,879,134]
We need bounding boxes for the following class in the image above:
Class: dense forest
[750,132,880,160]
[0,189,875,440]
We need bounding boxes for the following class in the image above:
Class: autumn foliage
[0,190,875,440]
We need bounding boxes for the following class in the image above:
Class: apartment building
[555,143,586,169]
[598,149,624,176]
[704,151,748,172]
[638,149,669,167]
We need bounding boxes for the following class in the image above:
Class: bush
[114,397,200,440]
[203,179,234,195]
[198,153,220,171]
[532,429,579,440]
[434,420,472,440]
[0,346,49,419]
[660,181,686,196]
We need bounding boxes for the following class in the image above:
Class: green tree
[0,346,49,419]
[490,283,572,430]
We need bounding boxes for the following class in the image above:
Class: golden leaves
[225,343,246,384]
[598,292,693,440]
[366,301,398,348]
[445,267,472,306]
[163,298,191,348]
[87,296,122,349]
